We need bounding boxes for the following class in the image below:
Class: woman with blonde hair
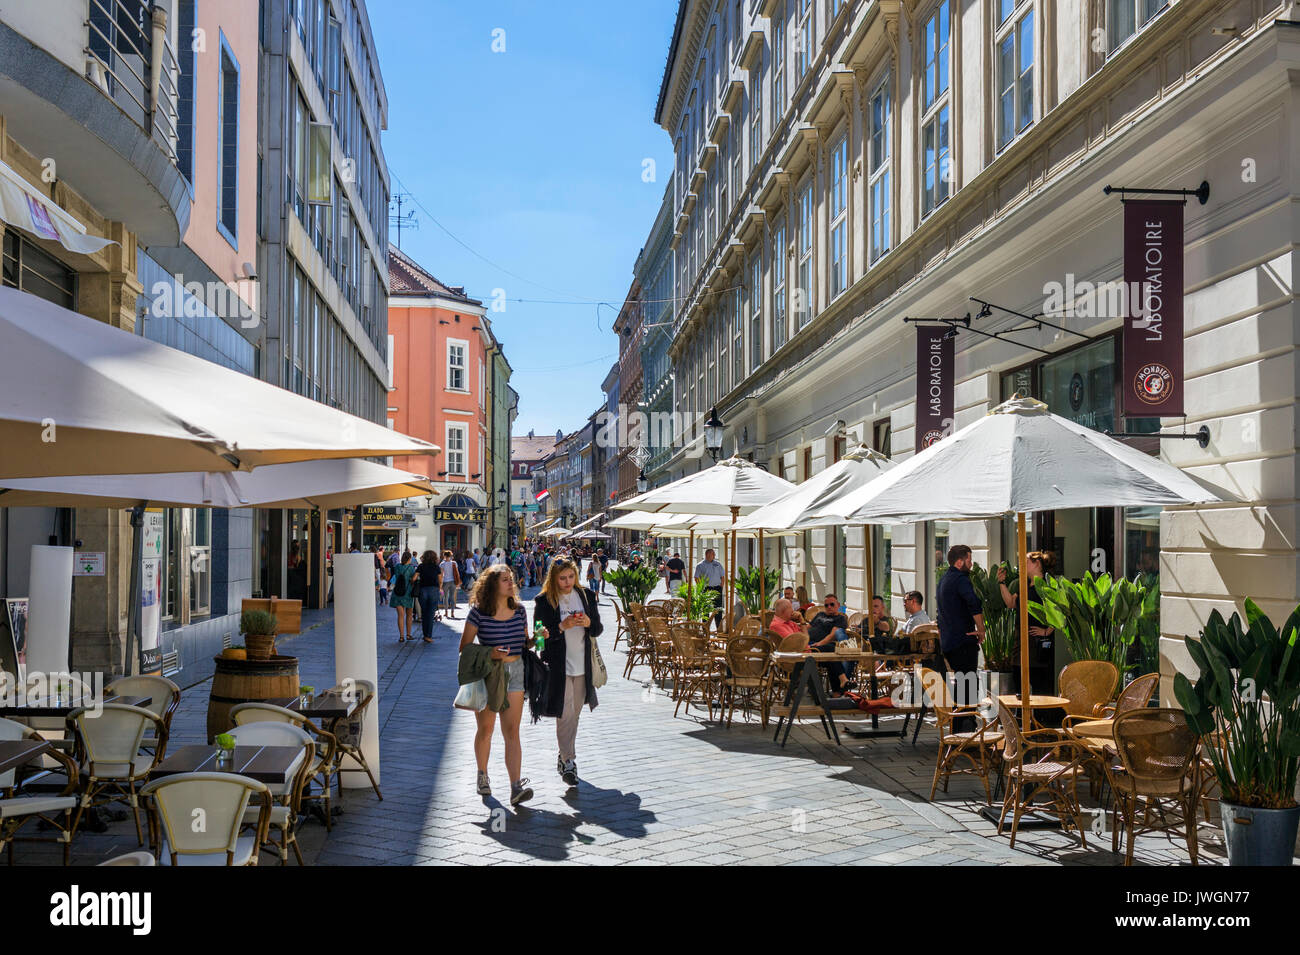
[459,564,533,805]
[532,555,603,788]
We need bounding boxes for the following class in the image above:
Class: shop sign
[1122,200,1184,416]
[915,325,954,453]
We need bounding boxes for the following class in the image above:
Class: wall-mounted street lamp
[704,407,725,461]
[637,469,648,493]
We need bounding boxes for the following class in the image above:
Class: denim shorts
[503,657,525,694]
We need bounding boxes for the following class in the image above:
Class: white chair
[140,772,271,866]
[228,720,312,865]
[98,850,156,866]
[106,676,180,757]
[1,718,79,865]
[231,702,337,828]
[323,680,382,802]
[68,703,163,845]
[16,673,95,751]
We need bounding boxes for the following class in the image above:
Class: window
[772,6,786,118]
[715,302,727,398]
[176,0,197,185]
[748,252,763,369]
[189,508,211,617]
[446,423,467,475]
[1108,0,1164,54]
[828,134,848,298]
[920,3,952,216]
[794,0,813,82]
[730,117,743,199]
[217,36,240,246]
[996,1,1034,150]
[2,229,77,308]
[447,340,467,391]
[732,286,744,383]
[795,177,813,326]
[478,357,486,407]
[771,217,787,350]
[749,64,763,166]
[868,77,892,263]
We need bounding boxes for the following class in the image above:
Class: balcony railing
[84,0,179,164]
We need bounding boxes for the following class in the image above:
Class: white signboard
[140,510,164,674]
[73,552,105,576]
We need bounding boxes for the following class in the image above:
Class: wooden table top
[151,744,303,785]
[0,694,150,718]
[0,739,50,775]
[267,692,358,720]
[1070,719,1115,739]
[998,694,1070,710]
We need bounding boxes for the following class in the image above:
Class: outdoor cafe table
[267,691,358,720]
[771,650,926,748]
[0,738,49,775]
[0,694,150,719]
[997,694,1070,730]
[151,744,303,785]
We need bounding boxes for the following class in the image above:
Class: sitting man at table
[898,590,931,634]
[807,595,853,696]
[768,599,807,643]
[869,595,897,641]
[773,586,796,610]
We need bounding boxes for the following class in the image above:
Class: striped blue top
[466,605,528,656]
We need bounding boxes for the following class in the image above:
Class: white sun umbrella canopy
[0,287,437,478]
[0,459,438,510]
[735,445,896,532]
[614,455,796,516]
[605,510,667,532]
[816,396,1232,730]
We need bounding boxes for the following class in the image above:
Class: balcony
[0,0,190,244]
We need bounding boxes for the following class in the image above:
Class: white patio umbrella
[567,514,604,533]
[617,457,797,629]
[819,397,1232,730]
[0,287,438,477]
[734,445,897,621]
[605,510,667,532]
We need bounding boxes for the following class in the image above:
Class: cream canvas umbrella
[0,287,437,477]
[734,445,897,622]
[818,397,1232,730]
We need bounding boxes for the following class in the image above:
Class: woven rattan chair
[68,703,165,846]
[847,611,867,631]
[721,636,773,728]
[622,611,655,679]
[106,675,181,759]
[324,680,382,802]
[230,702,338,830]
[802,606,820,623]
[1103,708,1201,865]
[140,772,271,866]
[611,603,632,651]
[995,699,1091,849]
[645,616,676,688]
[229,721,312,865]
[918,668,1004,804]
[1058,661,1120,727]
[662,597,687,617]
[766,631,809,715]
[734,615,763,637]
[0,720,79,865]
[669,622,717,720]
[760,609,776,628]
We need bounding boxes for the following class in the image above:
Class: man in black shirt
[807,594,852,695]
[664,552,686,590]
[936,544,985,730]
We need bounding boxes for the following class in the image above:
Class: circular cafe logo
[1134,363,1174,405]
[921,429,945,447]
[1069,373,1084,411]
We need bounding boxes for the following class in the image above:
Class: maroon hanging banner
[1122,200,1184,417]
[915,326,953,453]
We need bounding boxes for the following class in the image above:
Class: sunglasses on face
[824,602,837,609]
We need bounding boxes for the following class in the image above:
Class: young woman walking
[460,565,532,806]
[415,550,442,642]
[389,551,416,642]
[532,556,602,788]
[439,550,462,619]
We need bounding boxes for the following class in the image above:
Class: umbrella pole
[688,529,695,603]
[1018,512,1031,732]
[863,524,874,641]
[126,504,145,676]
[728,505,739,635]
[759,529,766,616]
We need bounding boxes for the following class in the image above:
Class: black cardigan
[533,586,603,713]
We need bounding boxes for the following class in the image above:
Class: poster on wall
[1122,200,1184,417]
[139,509,165,675]
[915,326,954,453]
[2,597,28,682]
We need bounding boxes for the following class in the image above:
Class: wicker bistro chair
[995,699,1092,849]
[106,675,181,759]
[322,680,382,802]
[228,721,313,865]
[622,612,655,680]
[662,597,687,617]
[1058,661,1121,728]
[0,719,79,865]
[68,703,165,846]
[610,603,631,651]
[669,623,718,720]
[759,609,776,628]
[230,703,338,830]
[721,636,773,728]
[734,615,763,637]
[1103,708,1201,866]
[140,772,272,866]
[645,617,677,689]
[766,631,810,717]
[918,668,1004,804]
[16,673,96,752]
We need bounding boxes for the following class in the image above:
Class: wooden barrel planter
[206,654,300,743]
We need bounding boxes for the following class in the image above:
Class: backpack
[391,568,409,598]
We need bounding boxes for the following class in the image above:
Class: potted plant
[214,732,236,765]
[299,684,315,708]
[1032,572,1150,673]
[605,563,660,608]
[970,562,1019,698]
[240,609,278,661]
[221,644,247,661]
[1174,600,1300,866]
[675,579,719,624]
[731,566,781,615]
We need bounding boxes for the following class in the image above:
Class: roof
[654,0,690,127]
[387,245,482,305]
[511,434,554,462]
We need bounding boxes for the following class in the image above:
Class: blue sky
[369,0,678,438]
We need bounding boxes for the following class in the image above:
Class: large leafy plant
[969,562,1019,670]
[1174,600,1300,809]
[1031,572,1149,671]
[675,579,719,623]
[1136,580,1161,676]
[732,566,781,615]
[605,564,659,607]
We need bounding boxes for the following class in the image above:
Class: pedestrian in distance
[460,565,532,806]
[440,550,462,619]
[389,551,416,642]
[532,555,603,789]
[415,550,442,643]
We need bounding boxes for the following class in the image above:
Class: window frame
[216,31,240,250]
[827,131,849,300]
[919,1,954,218]
[446,338,469,393]
[795,174,814,327]
[771,215,787,351]
[995,0,1035,152]
[445,422,468,476]
[867,73,892,264]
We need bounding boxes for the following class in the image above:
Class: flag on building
[535,488,551,503]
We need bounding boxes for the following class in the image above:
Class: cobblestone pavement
[18,572,1254,866]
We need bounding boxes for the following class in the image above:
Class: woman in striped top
[459,564,533,806]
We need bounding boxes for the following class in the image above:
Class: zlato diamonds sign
[915,326,953,454]
[1123,200,1184,417]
